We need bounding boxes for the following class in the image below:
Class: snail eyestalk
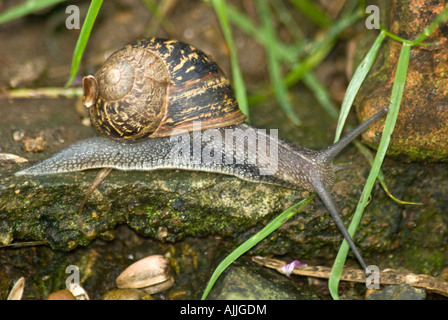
[82,75,98,108]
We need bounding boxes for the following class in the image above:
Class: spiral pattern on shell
[83,38,246,141]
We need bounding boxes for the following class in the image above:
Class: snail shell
[83,38,246,141]
[15,37,389,271]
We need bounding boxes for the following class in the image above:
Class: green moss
[403,248,445,274]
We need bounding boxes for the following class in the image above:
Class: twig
[252,256,448,297]
[0,87,82,99]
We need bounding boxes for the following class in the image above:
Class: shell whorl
[84,45,170,141]
[83,38,246,141]
[96,59,135,101]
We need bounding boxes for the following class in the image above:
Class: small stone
[366,284,426,300]
[355,1,448,161]
[116,255,172,290]
[47,289,76,300]
[23,136,45,152]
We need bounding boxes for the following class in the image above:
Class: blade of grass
[201,194,315,300]
[270,0,305,44]
[334,30,386,142]
[224,3,346,121]
[141,0,175,37]
[0,0,66,25]
[1,87,82,99]
[65,0,103,88]
[284,10,361,87]
[413,6,448,45]
[226,4,301,62]
[328,43,411,300]
[210,0,249,121]
[353,140,422,206]
[258,0,301,125]
[343,0,365,17]
[334,29,418,207]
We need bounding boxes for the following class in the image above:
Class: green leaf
[65,0,103,88]
[303,73,339,120]
[225,4,302,65]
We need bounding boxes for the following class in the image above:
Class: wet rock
[355,0,448,161]
[0,98,305,251]
[366,283,426,300]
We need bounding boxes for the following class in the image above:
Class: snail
[15,38,388,271]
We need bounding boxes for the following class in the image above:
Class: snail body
[16,38,388,271]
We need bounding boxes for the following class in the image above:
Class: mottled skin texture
[16,38,389,271]
[15,123,326,191]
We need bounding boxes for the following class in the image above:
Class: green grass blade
[289,0,332,27]
[0,0,66,24]
[201,194,315,300]
[353,140,422,206]
[413,6,448,45]
[328,43,411,300]
[303,73,339,120]
[258,0,301,125]
[65,0,103,88]
[226,4,303,63]
[3,87,82,98]
[270,0,305,44]
[210,0,249,121]
[334,30,386,142]
[141,0,174,36]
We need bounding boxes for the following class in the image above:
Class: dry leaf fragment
[7,277,25,300]
[0,153,28,163]
[23,137,45,152]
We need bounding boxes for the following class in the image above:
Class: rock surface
[356,0,448,161]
